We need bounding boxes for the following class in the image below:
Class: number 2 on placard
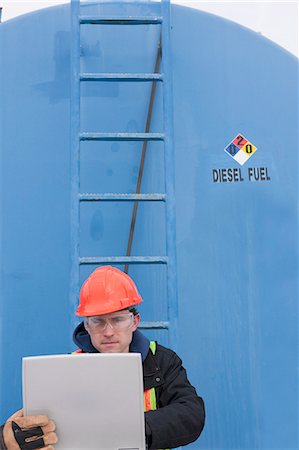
[236,135,244,146]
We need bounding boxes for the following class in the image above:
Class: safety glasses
[85,313,134,332]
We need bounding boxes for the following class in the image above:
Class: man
[0,266,205,449]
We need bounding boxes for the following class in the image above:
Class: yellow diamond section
[241,141,257,156]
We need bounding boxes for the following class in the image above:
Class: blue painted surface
[70,0,81,337]
[0,2,298,449]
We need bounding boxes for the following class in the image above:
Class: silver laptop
[23,353,146,450]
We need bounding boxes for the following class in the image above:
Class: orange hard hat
[76,266,143,317]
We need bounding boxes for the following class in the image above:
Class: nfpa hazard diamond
[224,134,257,166]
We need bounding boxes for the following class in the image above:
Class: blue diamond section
[224,143,240,158]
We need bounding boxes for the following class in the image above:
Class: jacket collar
[143,346,165,390]
[73,322,164,389]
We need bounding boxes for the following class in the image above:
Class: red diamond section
[233,134,248,149]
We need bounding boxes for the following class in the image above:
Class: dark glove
[3,409,57,450]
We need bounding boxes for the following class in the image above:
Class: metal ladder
[70,0,178,349]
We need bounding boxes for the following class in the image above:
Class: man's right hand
[3,409,57,450]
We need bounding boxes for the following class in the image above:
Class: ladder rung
[79,193,166,201]
[79,16,163,25]
[139,321,169,330]
[79,256,168,264]
[80,132,165,141]
[80,73,163,82]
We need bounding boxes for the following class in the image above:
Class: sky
[0,1,298,57]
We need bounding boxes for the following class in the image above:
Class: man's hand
[3,409,57,450]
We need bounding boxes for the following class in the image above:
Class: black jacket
[0,327,205,450]
[73,323,205,449]
[0,427,4,450]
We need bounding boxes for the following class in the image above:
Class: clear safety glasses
[86,312,134,332]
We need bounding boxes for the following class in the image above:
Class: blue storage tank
[0,2,297,449]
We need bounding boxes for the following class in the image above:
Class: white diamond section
[233,150,250,166]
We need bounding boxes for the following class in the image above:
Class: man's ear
[84,318,90,333]
[132,313,140,331]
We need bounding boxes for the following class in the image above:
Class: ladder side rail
[161,0,179,350]
[70,0,81,336]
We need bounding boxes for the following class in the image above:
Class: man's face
[84,309,140,353]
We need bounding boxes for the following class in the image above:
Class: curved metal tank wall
[0,2,297,449]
